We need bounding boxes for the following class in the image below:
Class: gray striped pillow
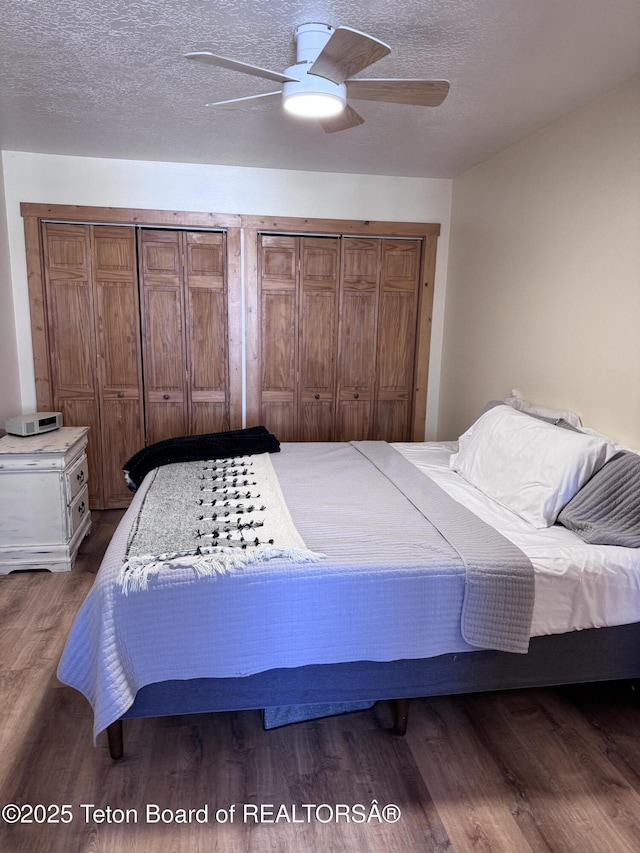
[557,451,640,547]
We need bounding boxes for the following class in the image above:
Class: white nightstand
[0,426,91,573]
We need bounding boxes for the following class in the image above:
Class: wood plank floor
[1,511,640,852]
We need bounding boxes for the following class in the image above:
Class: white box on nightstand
[0,426,91,573]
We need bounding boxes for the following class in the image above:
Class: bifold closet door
[42,223,144,508]
[92,227,145,507]
[258,235,339,441]
[257,233,420,443]
[184,231,229,435]
[336,237,420,442]
[298,237,339,440]
[42,224,102,506]
[139,231,188,444]
[336,238,379,441]
[373,239,421,441]
[139,229,229,445]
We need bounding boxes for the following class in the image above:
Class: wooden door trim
[20,203,241,229]
[23,214,53,411]
[412,235,438,441]
[226,228,243,430]
[242,214,440,238]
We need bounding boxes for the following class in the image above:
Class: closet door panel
[43,223,103,506]
[101,398,143,506]
[299,396,334,441]
[337,289,377,389]
[146,401,187,445]
[298,238,339,440]
[58,398,101,507]
[260,235,297,286]
[188,286,226,392]
[260,291,296,437]
[93,226,144,507]
[48,281,95,395]
[374,240,420,441]
[335,397,372,442]
[191,400,228,436]
[257,236,302,438]
[300,290,336,390]
[97,280,141,389]
[377,290,418,389]
[140,231,188,445]
[260,398,296,442]
[142,286,188,443]
[188,284,228,434]
[335,239,378,441]
[373,396,410,442]
[44,225,95,396]
[185,232,229,433]
[261,291,296,393]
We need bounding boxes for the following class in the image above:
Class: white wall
[440,75,640,446]
[0,156,21,427]
[2,151,452,438]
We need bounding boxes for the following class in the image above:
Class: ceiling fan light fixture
[282,65,346,119]
[283,91,345,118]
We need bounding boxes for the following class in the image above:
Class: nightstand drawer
[69,486,90,538]
[67,454,89,501]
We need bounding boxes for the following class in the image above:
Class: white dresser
[0,426,91,573]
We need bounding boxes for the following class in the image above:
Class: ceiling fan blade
[206,91,282,109]
[308,26,390,84]
[320,104,365,133]
[346,79,450,106]
[185,51,298,84]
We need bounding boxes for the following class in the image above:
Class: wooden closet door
[258,235,298,440]
[298,238,339,441]
[335,238,379,441]
[42,223,102,507]
[92,227,145,507]
[185,232,229,434]
[139,230,188,444]
[374,240,421,441]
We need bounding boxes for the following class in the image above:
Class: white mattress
[394,442,640,637]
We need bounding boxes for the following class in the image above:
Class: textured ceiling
[1,0,639,178]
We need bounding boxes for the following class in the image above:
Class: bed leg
[392,698,411,736]
[107,720,124,760]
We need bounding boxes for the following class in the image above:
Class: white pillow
[450,405,615,528]
[504,389,583,427]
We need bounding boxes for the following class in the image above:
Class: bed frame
[106,621,640,758]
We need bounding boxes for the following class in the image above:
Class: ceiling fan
[185,22,450,133]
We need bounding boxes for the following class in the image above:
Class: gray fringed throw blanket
[119,453,324,592]
[123,426,280,491]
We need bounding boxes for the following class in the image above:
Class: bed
[57,400,640,759]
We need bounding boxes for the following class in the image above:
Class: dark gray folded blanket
[123,426,280,491]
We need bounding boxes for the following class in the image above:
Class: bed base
[106,698,411,759]
[105,623,640,759]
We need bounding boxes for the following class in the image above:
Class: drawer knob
[163,394,170,401]
[314,394,320,400]
[78,501,86,516]
[77,470,85,483]
[353,393,360,399]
